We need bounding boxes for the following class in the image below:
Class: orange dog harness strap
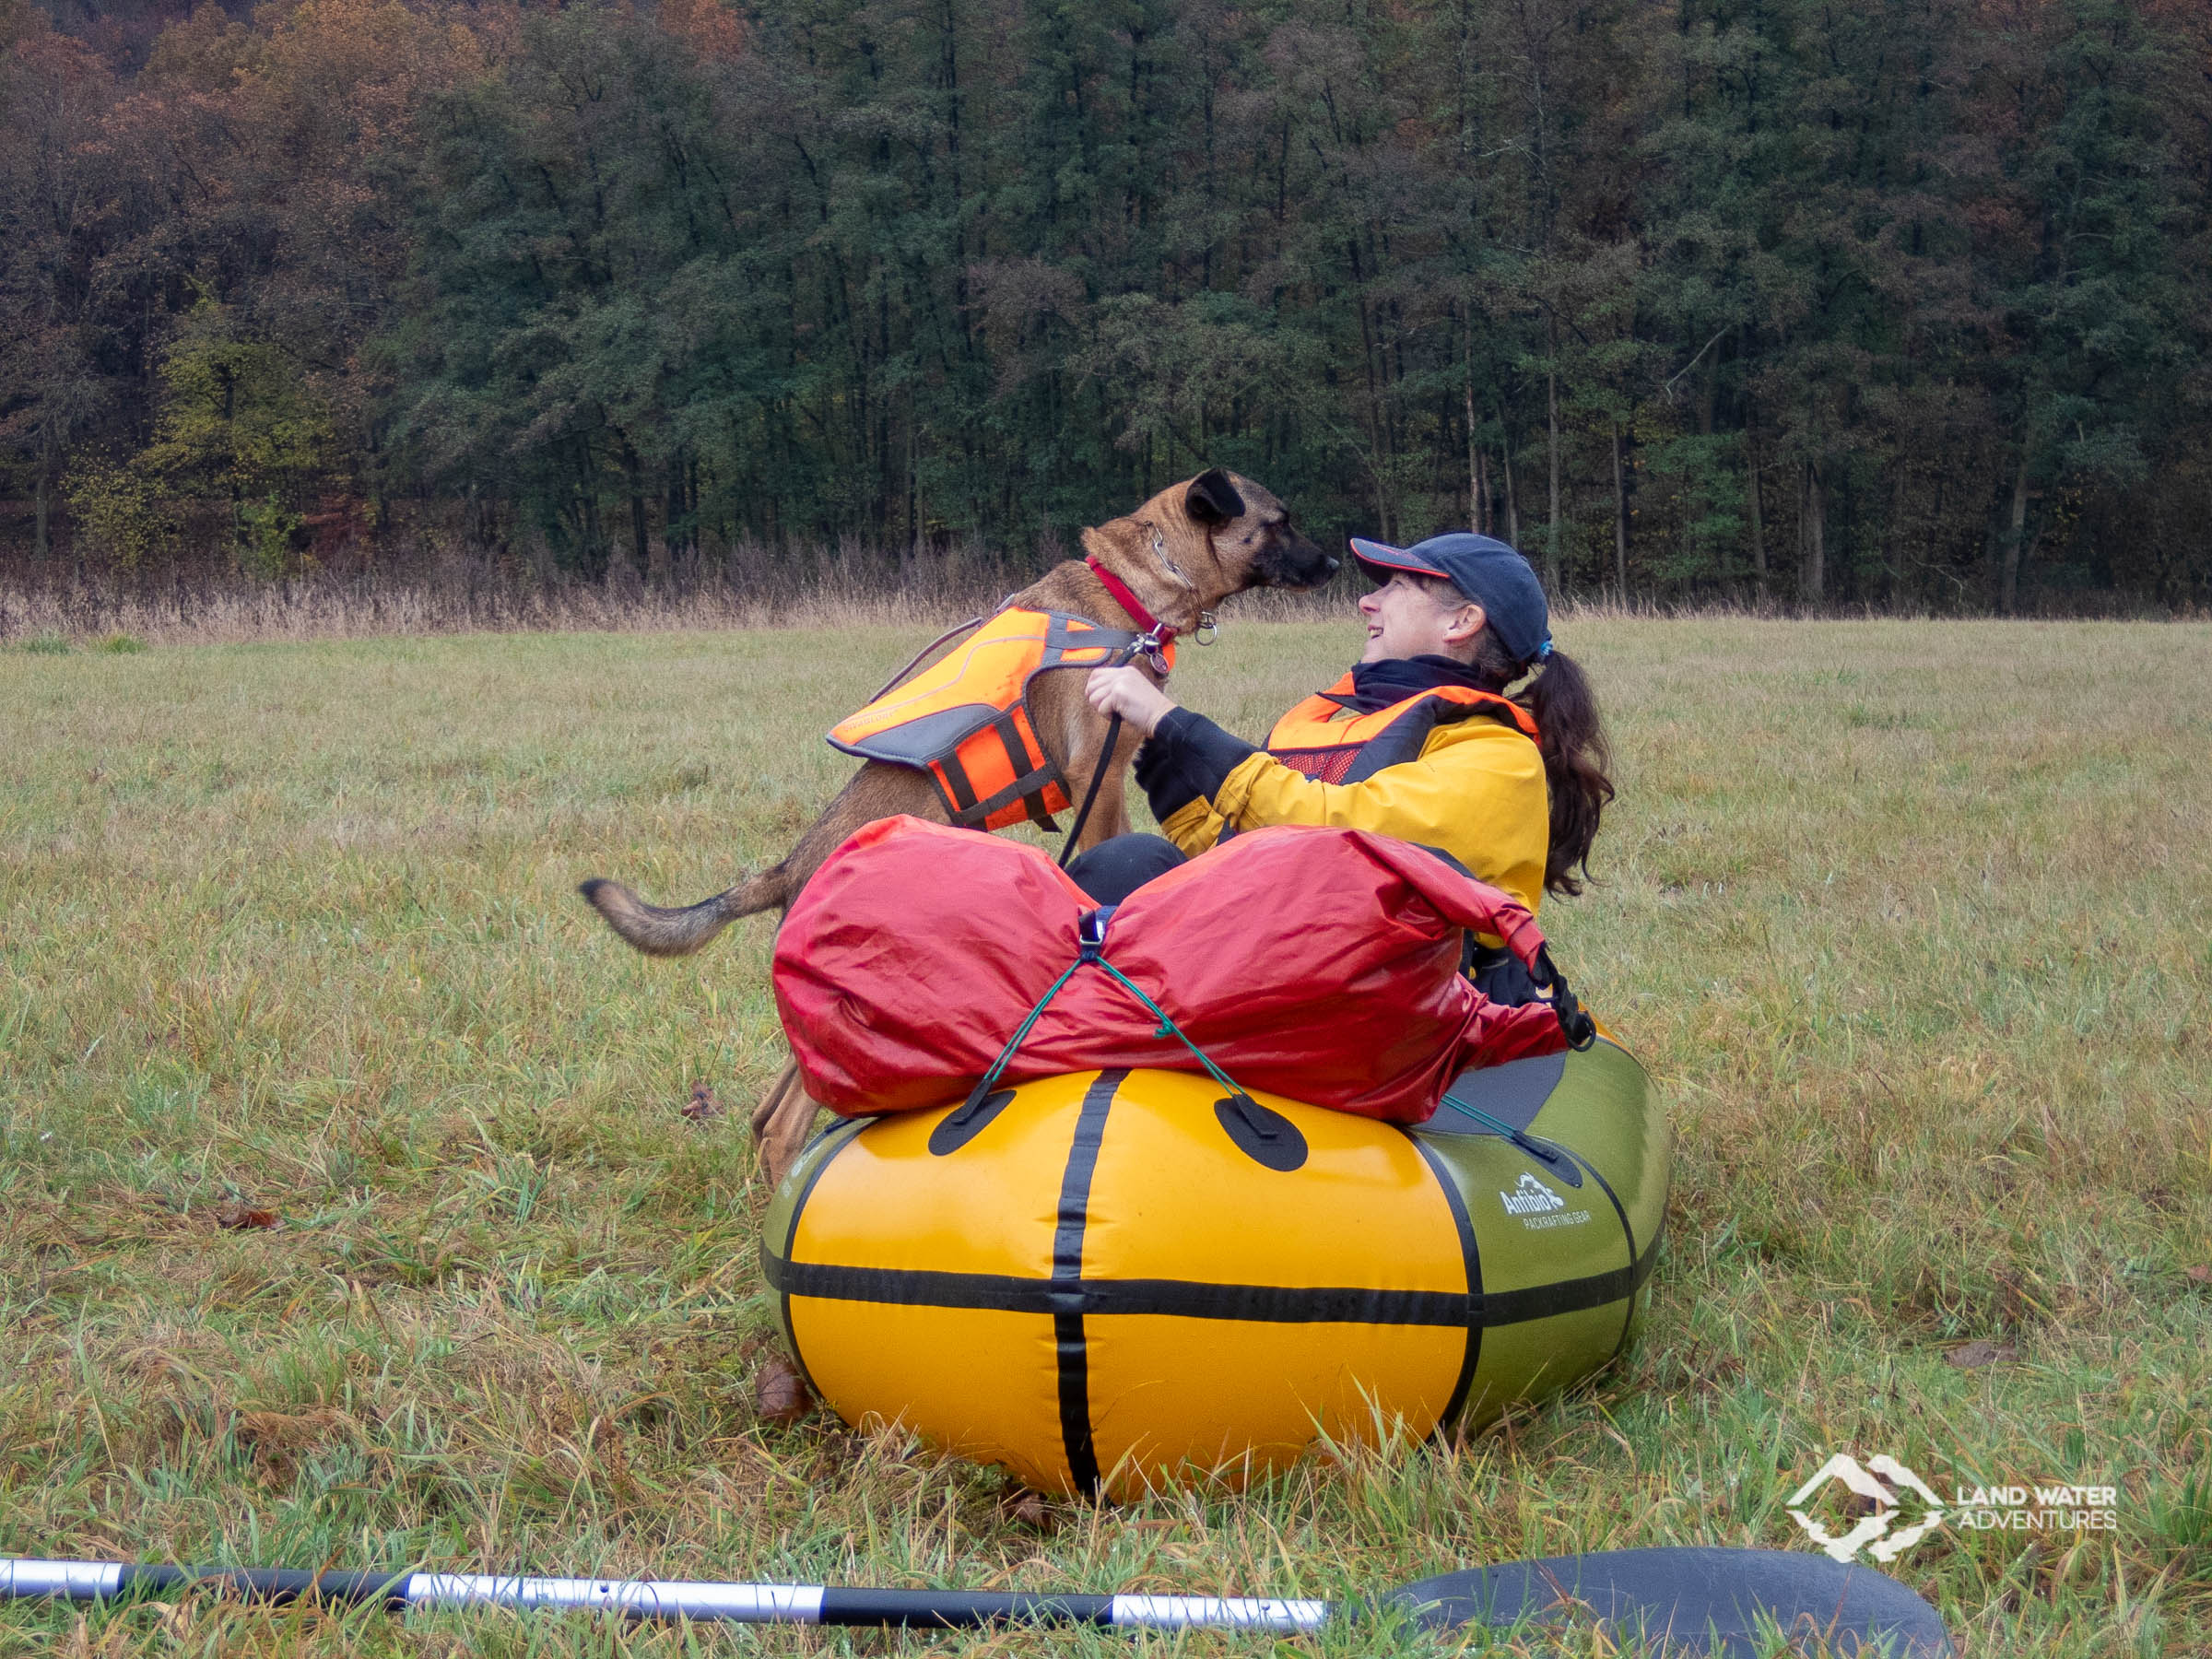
[829,609,1171,831]
[1265,677,1537,785]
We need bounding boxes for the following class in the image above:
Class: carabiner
[1134,622,1173,677]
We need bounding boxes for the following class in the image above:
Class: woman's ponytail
[1444,574,1617,896]
[1519,649,1613,896]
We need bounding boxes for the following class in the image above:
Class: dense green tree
[6,0,2210,607]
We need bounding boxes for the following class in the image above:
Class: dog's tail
[577,869,790,957]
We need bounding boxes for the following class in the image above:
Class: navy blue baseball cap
[1350,532,1554,665]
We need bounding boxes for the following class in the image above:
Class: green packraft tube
[762,1036,1667,1500]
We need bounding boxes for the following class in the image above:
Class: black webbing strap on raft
[1530,946,1596,1050]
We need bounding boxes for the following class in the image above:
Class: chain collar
[1144,524,1219,644]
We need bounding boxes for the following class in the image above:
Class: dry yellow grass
[1,616,2206,1656]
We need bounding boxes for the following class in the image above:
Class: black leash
[1053,618,1171,869]
[1057,712,1122,869]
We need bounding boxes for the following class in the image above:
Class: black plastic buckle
[1076,906,1113,963]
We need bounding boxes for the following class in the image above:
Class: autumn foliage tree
[3,0,2207,609]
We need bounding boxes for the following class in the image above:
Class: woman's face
[1358,572,1484,663]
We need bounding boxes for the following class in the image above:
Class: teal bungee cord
[1439,1090,1569,1170]
[1086,956,1252,1103]
[949,913,1255,1119]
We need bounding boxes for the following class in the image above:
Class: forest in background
[4,0,2210,618]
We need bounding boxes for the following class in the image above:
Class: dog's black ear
[1185,468,1245,526]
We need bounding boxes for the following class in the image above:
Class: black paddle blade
[1386,1547,1950,1656]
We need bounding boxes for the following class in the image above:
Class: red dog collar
[1086,557,1172,640]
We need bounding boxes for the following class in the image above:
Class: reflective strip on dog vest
[830,609,1171,831]
[1264,676,1537,786]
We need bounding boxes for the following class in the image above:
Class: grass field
[2,617,2207,1657]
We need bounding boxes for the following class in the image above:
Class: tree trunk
[902,400,921,578]
[34,420,57,565]
[1999,448,2030,616]
[1699,354,1720,588]
[622,441,653,584]
[577,437,606,582]
[1741,327,1767,606]
[1545,318,1562,590]
[1611,421,1630,601]
[1465,359,1482,533]
[1882,465,1906,608]
[664,452,694,589]
[1500,418,1520,549]
[1801,458,1826,605]
[1747,431,1769,606]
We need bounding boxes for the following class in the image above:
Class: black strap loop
[1531,947,1597,1051]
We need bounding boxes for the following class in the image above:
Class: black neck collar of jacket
[1330,654,1502,714]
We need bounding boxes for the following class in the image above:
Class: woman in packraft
[1076,532,1612,1005]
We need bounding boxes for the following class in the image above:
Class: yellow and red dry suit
[830,609,1169,831]
[1147,671,1547,915]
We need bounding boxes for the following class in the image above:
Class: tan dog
[581,469,1335,1178]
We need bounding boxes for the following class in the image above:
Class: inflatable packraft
[764,1046,1666,1500]
[762,816,1666,1497]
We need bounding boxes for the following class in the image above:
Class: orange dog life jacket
[1265,675,1538,785]
[829,609,1170,830]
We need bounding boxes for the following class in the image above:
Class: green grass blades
[2,617,2207,1657]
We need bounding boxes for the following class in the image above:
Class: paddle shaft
[1,1559,1327,1630]
[1,1547,1953,1653]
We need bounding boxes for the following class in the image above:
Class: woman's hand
[1085,664,1178,736]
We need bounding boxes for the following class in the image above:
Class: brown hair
[1423,576,1615,896]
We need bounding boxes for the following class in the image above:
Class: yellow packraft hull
[762,1041,1666,1500]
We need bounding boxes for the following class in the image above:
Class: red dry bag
[772,816,1576,1124]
